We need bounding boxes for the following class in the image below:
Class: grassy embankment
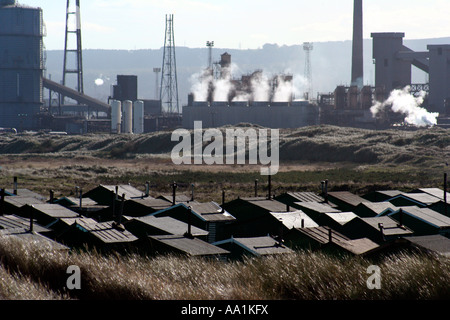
[0,125,448,202]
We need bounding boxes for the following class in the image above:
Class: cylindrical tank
[0,3,43,130]
[133,100,144,134]
[123,100,133,134]
[110,100,122,133]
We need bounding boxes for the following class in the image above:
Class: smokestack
[145,181,150,197]
[49,190,54,203]
[351,0,364,88]
[171,182,177,205]
[0,189,5,216]
[445,173,448,217]
[184,206,194,239]
[29,205,34,233]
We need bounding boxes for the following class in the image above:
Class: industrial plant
[0,0,449,134]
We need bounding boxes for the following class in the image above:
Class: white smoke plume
[251,72,271,102]
[370,86,439,127]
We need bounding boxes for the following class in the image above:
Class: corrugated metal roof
[127,216,209,236]
[128,198,173,210]
[4,196,45,208]
[391,193,441,206]
[286,192,325,203]
[404,235,450,257]
[294,202,341,213]
[182,201,235,222]
[417,188,450,202]
[30,204,79,218]
[0,214,49,233]
[158,194,192,203]
[357,202,400,215]
[270,211,318,229]
[323,212,358,225]
[149,235,229,256]
[5,189,46,201]
[230,236,294,256]
[392,207,450,228]
[296,226,350,244]
[327,191,367,207]
[360,216,414,236]
[241,197,295,212]
[98,185,145,199]
[333,238,379,255]
[75,220,138,243]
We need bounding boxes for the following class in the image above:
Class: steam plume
[370,86,439,127]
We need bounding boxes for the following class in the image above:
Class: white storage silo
[133,100,144,134]
[123,100,133,134]
[110,100,122,133]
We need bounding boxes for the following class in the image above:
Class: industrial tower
[160,14,179,114]
[351,0,364,88]
[303,42,313,101]
[62,0,84,104]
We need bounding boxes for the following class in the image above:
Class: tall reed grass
[0,235,448,300]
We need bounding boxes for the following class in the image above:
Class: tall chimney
[171,182,177,205]
[351,0,364,88]
[0,189,5,216]
[145,181,150,197]
[13,177,18,195]
[444,173,447,217]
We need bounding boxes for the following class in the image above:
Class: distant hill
[43,37,450,107]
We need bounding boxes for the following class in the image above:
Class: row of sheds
[0,183,449,260]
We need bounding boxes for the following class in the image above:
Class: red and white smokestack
[351,0,364,88]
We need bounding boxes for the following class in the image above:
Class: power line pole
[303,42,313,101]
[160,14,179,114]
[62,0,83,104]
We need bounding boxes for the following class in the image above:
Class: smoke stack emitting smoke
[370,86,439,127]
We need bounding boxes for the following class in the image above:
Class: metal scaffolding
[62,0,84,104]
[160,14,179,114]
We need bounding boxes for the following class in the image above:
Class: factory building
[371,32,450,116]
[0,0,43,130]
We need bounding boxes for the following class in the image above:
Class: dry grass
[0,235,448,300]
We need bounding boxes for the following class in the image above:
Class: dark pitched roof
[127,198,173,211]
[214,236,294,256]
[329,238,379,256]
[323,212,358,226]
[389,207,450,229]
[157,194,192,204]
[360,216,414,237]
[4,196,45,209]
[27,203,80,219]
[0,214,50,233]
[294,202,341,214]
[355,202,400,216]
[327,191,367,207]
[5,189,46,201]
[148,235,229,257]
[125,216,209,237]
[296,226,350,244]
[239,197,295,213]
[402,235,450,257]
[75,220,138,244]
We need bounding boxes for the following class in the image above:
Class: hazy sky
[23,0,450,50]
